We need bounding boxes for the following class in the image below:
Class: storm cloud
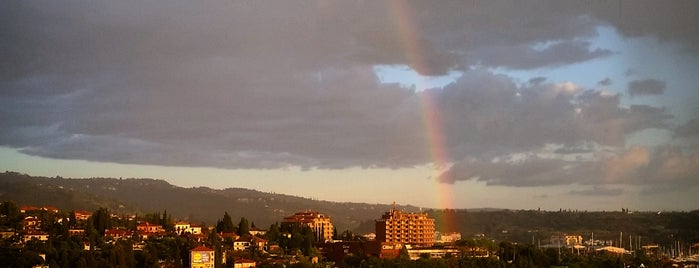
[0,0,697,189]
[628,79,667,97]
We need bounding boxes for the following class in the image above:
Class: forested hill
[0,171,411,231]
[2,171,698,245]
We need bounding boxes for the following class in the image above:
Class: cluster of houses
[7,205,475,267]
[6,205,277,267]
[13,204,695,267]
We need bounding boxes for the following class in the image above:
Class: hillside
[2,171,698,245]
[0,171,413,231]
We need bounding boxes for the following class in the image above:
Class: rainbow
[387,0,457,232]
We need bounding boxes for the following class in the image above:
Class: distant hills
[0,171,416,232]
[2,171,698,245]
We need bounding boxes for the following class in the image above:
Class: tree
[266,223,281,243]
[162,210,174,232]
[92,208,110,236]
[216,212,235,233]
[237,217,250,236]
[0,200,22,229]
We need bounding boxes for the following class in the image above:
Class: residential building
[435,231,462,243]
[23,231,49,243]
[68,229,85,236]
[20,206,39,213]
[105,228,133,240]
[137,223,163,234]
[73,210,92,221]
[189,224,203,235]
[249,227,266,236]
[23,216,40,230]
[20,206,58,213]
[282,210,334,242]
[233,258,256,268]
[233,235,267,251]
[375,204,435,247]
[564,235,583,246]
[175,222,190,233]
[407,247,461,260]
[190,245,215,268]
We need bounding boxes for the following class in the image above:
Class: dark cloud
[0,1,691,171]
[439,146,699,188]
[628,79,667,97]
[436,73,672,159]
[437,156,590,187]
[597,78,613,86]
[592,0,699,52]
[471,40,613,70]
[528,77,547,85]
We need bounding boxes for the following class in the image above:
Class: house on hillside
[233,235,267,251]
[189,224,203,234]
[23,216,41,230]
[68,229,85,236]
[175,222,190,233]
[190,245,215,268]
[20,206,39,213]
[233,258,256,268]
[137,223,163,233]
[249,227,266,236]
[23,231,49,243]
[73,210,92,221]
[105,228,133,241]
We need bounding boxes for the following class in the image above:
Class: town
[1,201,698,268]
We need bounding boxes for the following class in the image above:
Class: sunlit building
[190,245,215,268]
[375,204,435,247]
[282,210,334,242]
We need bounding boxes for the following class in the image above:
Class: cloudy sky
[2,0,698,211]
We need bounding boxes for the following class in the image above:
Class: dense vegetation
[429,209,699,246]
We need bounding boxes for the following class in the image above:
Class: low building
[175,222,190,233]
[407,247,461,260]
[0,230,15,239]
[564,235,583,246]
[596,246,627,254]
[189,224,203,235]
[68,229,85,236]
[105,228,133,240]
[74,210,92,221]
[137,223,163,234]
[23,216,41,230]
[191,245,215,268]
[233,258,256,268]
[233,235,267,251]
[363,233,376,241]
[249,227,266,236]
[435,231,462,244]
[20,206,39,213]
[23,231,49,243]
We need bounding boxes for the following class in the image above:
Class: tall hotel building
[282,210,334,242]
[375,204,435,247]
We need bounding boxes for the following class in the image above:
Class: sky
[1,0,699,211]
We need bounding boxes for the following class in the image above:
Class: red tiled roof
[191,245,213,252]
[234,258,256,264]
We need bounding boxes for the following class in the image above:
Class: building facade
[190,245,215,268]
[375,205,435,247]
[282,211,334,242]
